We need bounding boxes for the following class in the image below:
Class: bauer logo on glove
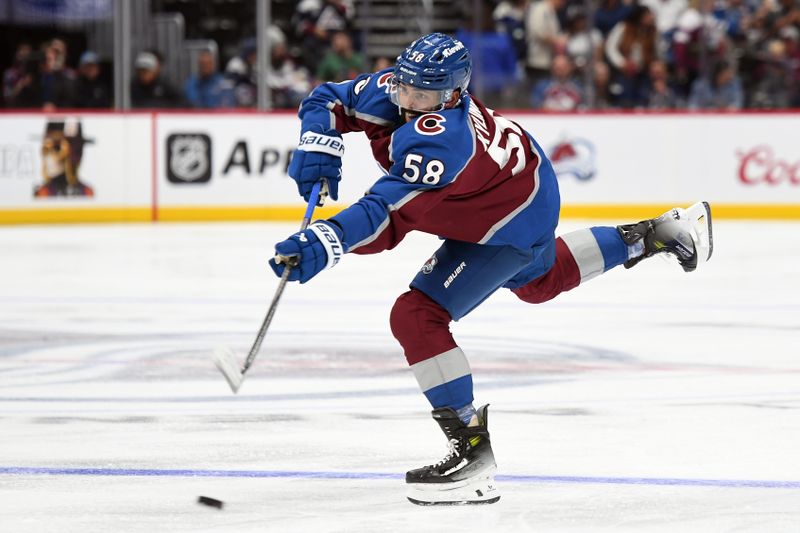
[288,124,344,201]
[269,221,346,283]
[298,132,345,157]
[311,222,344,268]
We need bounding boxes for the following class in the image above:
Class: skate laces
[435,438,461,466]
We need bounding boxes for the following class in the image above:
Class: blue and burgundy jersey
[297,68,561,254]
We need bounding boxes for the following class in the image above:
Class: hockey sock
[553,227,629,289]
[391,290,476,409]
[589,227,629,269]
[456,403,477,425]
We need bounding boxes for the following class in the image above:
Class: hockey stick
[213,181,326,393]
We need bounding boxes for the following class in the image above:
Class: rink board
[0,111,798,223]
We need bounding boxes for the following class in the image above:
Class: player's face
[395,83,446,120]
[396,84,441,111]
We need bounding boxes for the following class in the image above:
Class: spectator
[714,0,755,42]
[750,38,794,108]
[268,35,312,109]
[587,61,615,109]
[5,48,43,108]
[564,6,604,77]
[595,0,635,37]
[531,54,583,111]
[493,0,528,62]
[74,51,111,108]
[3,43,33,106]
[772,0,800,35]
[714,0,758,91]
[748,2,775,43]
[131,51,181,108]
[456,1,521,108]
[294,0,355,73]
[641,0,688,39]
[525,0,567,87]
[641,0,689,63]
[40,39,77,110]
[315,31,365,83]
[780,26,800,106]
[184,50,234,109]
[225,37,258,107]
[672,0,729,98]
[644,59,679,108]
[605,5,658,107]
[47,39,76,80]
[688,59,743,109]
[225,26,305,108]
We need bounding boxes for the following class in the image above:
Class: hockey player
[270,33,713,505]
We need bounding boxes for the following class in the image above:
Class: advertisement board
[513,114,800,206]
[0,111,797,224]
[155,114,377,212]
[0,113,152,222]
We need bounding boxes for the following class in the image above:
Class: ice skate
[617,201,714,272]
[406,405,500,506]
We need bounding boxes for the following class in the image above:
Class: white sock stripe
[307,222,344,270]
[297,131,345,157]
[561,229,605,283]
[410,347,472,392]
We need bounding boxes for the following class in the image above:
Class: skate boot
[406,405,500,506]
[617,201,714,272]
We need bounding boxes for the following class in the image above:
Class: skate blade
[684,201,714,264]
[407,495,500,506]
[213,347,244,393]
[406,473,500,506]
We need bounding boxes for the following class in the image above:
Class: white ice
[1,220,798,532]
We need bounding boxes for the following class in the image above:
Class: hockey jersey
[297,68,561,255]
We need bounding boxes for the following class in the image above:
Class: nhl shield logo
[167,133,212,183]
[421,254,438,274]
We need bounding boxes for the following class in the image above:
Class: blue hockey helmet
[392,33,472,111]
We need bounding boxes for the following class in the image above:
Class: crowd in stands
[3,39,113,110]
[2,0,799,111]
[474,0,800,109]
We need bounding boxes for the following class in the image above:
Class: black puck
[197,495,224,509]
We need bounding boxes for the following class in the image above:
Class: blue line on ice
[1,467,798,489]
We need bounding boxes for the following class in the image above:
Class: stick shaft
[240,181,323,373]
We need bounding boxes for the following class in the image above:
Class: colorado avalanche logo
[420,254,438,274]
[549,136,597,181]
[415,114,446,136]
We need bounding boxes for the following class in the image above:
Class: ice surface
[1,220,798,532]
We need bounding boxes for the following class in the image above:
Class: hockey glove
[288,124,344,202]
[268,221,345,283]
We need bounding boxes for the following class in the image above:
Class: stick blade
[213,347,244,393]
